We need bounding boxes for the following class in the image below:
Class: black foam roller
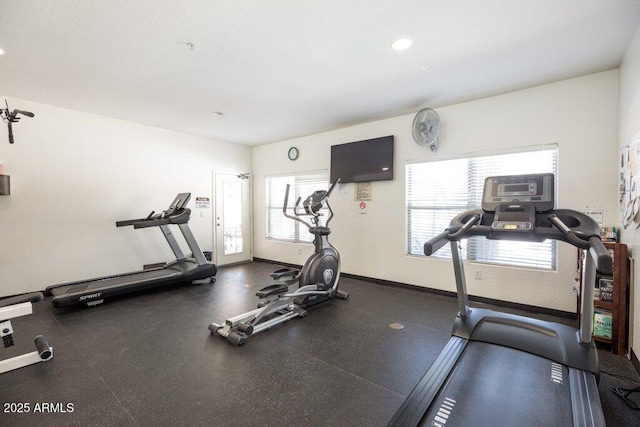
[34,335,52,360]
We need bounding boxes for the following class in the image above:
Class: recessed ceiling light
[391,38,413,51]
[0,48,5,55]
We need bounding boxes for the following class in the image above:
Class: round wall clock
[288,146,299,161]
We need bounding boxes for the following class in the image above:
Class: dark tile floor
[1,261,639,426]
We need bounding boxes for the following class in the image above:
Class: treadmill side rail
[387,337,467,427]
[569,369,606,427]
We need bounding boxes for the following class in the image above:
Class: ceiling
[1,1,639,146]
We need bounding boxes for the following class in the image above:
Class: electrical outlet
[475,270,482,280]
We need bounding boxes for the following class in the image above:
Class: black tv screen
[330,135,394,183]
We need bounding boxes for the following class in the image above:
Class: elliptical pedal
[226,331,247,346]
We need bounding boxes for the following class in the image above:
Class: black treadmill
[46,193,217,308]
[389,174,612,427]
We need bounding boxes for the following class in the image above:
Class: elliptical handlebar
[282,185,304,217]
[324,178,339,226]
[292,196,304,218]
[282,184,314,230]
[282,184,291,216]
[326,178,340,197]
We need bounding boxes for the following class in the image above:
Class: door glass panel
[223,180,243,255]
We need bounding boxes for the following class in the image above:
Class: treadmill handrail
[116,209,191,229]
[116,217,149,227]
[135,209,191,228]
[548,214,612,274]
[423,208,612,274]
[424,213,481,256]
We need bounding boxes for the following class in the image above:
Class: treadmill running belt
[420,341,573,426]
[49,268,182,296]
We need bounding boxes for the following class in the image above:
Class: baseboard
[632,349,640,376]
[252,258,575,320]
[253,258,302,271]
[216,260,253,268]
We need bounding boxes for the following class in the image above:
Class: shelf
[594,300,613,310]
[577,242,628,356]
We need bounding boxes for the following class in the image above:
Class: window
[266,171,329,243]
[407,146,558,270]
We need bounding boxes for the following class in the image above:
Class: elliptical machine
[209,179,349,345]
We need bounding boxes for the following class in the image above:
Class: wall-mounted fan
[412,108,440,151]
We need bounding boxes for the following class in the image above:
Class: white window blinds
[407,146,558,270]
[266,172,329,243]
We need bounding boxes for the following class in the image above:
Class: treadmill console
[482,174,554,212]
[482,174,554,236]
[164,193,191,217]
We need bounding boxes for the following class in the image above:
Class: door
[214,172,252,266]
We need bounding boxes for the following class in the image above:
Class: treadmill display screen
[497,183,533,196]
[482,173,554,212]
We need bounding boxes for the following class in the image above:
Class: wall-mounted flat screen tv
[330,135,394,183]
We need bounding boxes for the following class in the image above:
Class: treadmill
[389,174,612,427]
[46,193,217,308]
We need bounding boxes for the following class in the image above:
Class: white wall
[619,23,640,361]
[253,70,619,312]
[0,96,252,297]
